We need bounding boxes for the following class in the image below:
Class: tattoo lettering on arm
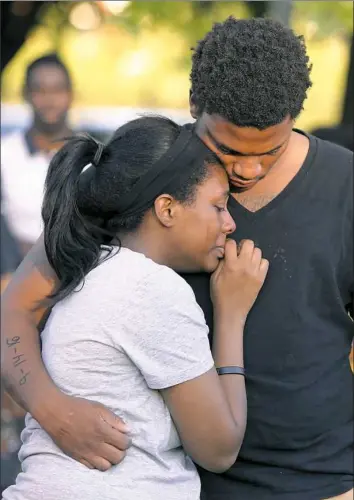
[1,234,57,412]
[6,336,31,386]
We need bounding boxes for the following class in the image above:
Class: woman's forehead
[200,165,230,196]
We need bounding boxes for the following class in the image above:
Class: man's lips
[229,178,258,189]
[230,177,258,187]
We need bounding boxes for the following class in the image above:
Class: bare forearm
[1,307,59,420]
[1,233,64,421]
[212,314,247,437]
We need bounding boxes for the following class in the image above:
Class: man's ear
[153,194,181,228]
[189,91,199,120]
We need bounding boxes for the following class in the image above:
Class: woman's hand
[211,239,269,324]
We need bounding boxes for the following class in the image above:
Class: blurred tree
[294,1,353,38]
[246,1,268,18]
[268,1,292,26]
[1,1,46,72]
[312,33,353,151]
[39,2,76,51]
[2,0,352,73]
[193,1,214,14]
[1,1,77,72]
[1,0,352,127]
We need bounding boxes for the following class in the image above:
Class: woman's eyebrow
[206,128,284,156]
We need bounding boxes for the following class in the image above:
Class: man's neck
[27,125,73,155]
[232,131,310,211]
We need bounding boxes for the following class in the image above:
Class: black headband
[113,126,211,217]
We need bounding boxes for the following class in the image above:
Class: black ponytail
[42,116,220,306]
[42,134,110,304]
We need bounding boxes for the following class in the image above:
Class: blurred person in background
[1,185,23,494]
[1,53,73,257]
[312,36,353,153]
[1,16,353,500]
[311,125,353,152]
[1,188,22,293]
[1,52,73,494]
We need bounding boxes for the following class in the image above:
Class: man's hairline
[26,63,72,90]
[203,125,288,157]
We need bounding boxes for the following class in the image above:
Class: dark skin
[1,163,268,472]
[192,106,310,213]
[15,63,74,257]
[24,64,73,155]
[1,100,352,471]
[1,64,74,421]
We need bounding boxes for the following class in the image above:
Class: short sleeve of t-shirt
[110,264,214,390]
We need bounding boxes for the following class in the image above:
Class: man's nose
[231,160,262,180]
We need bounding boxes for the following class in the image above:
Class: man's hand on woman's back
[39,393,131,471]
[1,234,130,471]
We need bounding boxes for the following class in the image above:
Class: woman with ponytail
[3,116,268,500]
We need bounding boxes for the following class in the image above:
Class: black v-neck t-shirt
[181,131,354,500]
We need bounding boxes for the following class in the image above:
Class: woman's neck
[117,228,172,268]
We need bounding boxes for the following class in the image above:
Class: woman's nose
[223,211,236,235]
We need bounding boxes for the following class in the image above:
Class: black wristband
[216,366,245,376]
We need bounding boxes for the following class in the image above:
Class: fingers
[223,239,239,262]
[251,246,262,267]
[89,456,114,472]
[225,238,238,252]
[98,443,126,466]
[259,258,269,279]
[225,239,264,271]
[238,239,255,258]
[99,420,132,450]
[238,240,268,277]
[100,410,130,433]
[77,444,127,471]
[80,458,94,469]
[237,239,246,255]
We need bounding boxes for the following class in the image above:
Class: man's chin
[35,111,68,131]
[37,119,67,134]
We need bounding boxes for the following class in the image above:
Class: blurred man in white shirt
[1,53,74,255]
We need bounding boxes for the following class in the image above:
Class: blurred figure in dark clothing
[311,124,353,152]
[1,186,24,495]
[1,213,21,291]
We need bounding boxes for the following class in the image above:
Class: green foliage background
[2,1,353,131]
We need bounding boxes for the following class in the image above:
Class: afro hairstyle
[190,17,312,130]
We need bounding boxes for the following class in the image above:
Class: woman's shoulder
[83,248,206,333]
[92,247,195,302]
[130,251,196,302]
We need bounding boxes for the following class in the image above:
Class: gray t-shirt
[3,248,214,500]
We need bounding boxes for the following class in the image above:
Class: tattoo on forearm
[6,336,30,386]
